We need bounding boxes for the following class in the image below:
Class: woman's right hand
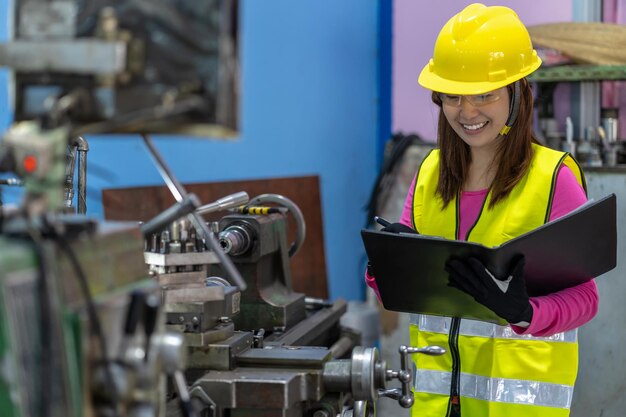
[380,223,418,234]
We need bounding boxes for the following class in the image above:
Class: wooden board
[102,175,328,298]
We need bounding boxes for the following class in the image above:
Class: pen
[374,216,392,228]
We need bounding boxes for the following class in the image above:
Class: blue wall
[1,1,386,301]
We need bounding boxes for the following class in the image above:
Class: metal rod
[141,134,185,203]
[64,145,76,208]
[140,134,247,291]
[73,136,89,214]
[328,335,356,359]
[196,191,249,215]
[77,149,87,214]
[187,213,247,290]
[140,195,199,236]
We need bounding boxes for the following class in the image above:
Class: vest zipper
[446,317,462,417]
[445,193,465,416]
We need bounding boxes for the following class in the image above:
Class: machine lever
[196,191,250,215]
[141,134,247,291]
[384,345,446,408]
[405,345,446,356]
[140,194,200,236]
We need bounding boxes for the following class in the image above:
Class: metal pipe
[249,193,306,257]
[64,145,76,208]
[77,149,87,214]
[73,136,89,214]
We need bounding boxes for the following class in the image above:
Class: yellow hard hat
[418,3,541,95]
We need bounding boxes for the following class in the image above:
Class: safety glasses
[437,90,503,107]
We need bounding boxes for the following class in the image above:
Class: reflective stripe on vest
[410,315,579,387]
[414,369,573,408]
[409,144,586,416]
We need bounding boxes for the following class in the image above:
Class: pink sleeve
[365,268,382,300]
[511,165,599,336]
[365,176,417,298]
[399,176,417,227]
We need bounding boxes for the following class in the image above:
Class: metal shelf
[528,65,626,82]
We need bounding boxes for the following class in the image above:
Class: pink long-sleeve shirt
[366,165,599,337]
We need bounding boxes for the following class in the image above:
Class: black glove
[445,256,533,324]
[381,222,418,234]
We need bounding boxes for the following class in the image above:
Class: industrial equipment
[0,0,239,137]
[0,1,446,416]
[143,190,446,417]
[0,213,194,417]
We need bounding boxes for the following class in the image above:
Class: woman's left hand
[445,256,533,325]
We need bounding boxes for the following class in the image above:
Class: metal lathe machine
[0,1,444,416]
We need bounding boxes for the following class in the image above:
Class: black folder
[361,193,617,324]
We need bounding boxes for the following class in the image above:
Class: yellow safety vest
[409,144,586,417]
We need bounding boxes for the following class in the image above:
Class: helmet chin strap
[499,80,521,136]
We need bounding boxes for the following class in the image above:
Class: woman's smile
[460,121,489,135]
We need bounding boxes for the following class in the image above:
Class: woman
[366,4,598,417]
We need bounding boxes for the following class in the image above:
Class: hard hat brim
[417,59,542,95]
